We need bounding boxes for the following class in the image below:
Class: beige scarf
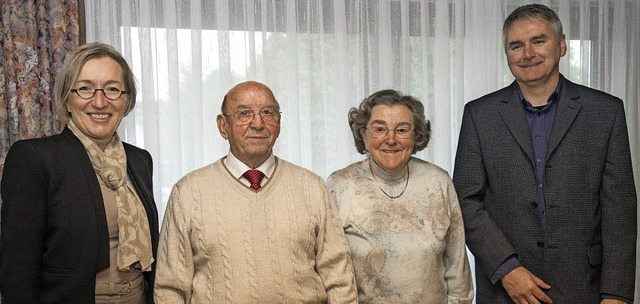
[68,120,154,271]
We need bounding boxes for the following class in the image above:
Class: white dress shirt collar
[224,152,276,187]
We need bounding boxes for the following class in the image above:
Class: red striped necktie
[243,170,265,191]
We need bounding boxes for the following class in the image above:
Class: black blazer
[0,127,159,304]
[453,77,637,303]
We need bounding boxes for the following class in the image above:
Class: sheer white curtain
[84,0,640,298]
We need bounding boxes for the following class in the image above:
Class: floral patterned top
[327,157,473,304]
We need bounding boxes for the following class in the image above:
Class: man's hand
[601,300,627,304]
[501,266,552,304]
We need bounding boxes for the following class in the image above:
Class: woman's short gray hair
[54,42,137,120]
[349,89,431,154]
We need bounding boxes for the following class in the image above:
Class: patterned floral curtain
[0,0,79,179]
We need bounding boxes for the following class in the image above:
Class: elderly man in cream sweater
[154,81,358,303]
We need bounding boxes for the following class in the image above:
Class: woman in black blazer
[1,42,158,304]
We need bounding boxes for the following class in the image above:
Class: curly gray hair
[349,89,431,154]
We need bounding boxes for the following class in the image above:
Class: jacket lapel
[124,145,159,253]
[547,79,582,161]
[498,82,535,162]
[126,156,153,214]
[61,127,111,270]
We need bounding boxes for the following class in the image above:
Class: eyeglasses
[366,125,414,139]
[70,86,128,100]
[224,108,281,125]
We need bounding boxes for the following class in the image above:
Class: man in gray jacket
[454,4,636,303]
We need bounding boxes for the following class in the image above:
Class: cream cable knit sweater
[154,157,358,303]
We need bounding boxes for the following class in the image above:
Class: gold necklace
[369,161,409,199]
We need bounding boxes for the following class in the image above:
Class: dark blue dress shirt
[520,79,561,230]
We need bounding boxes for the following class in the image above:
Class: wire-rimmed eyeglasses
[366,125,414,139]
[70,86,128,101]
[223,108,282,125]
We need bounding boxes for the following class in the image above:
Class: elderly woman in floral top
[327,89,473,303]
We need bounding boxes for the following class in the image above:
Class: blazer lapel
[124,145,159,251]
[498,83,535,162]
[126,158,153,214]
[61,127,111,270]
[547,79,582,161]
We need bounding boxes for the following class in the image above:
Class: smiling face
[67,57,128,149]
[361,105,415,174]
[217,82,281,168]
[505,17,566,90]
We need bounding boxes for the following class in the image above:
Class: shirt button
[538,184,543,188]
[536,159,542,163]
[537,241,545,248]
[531,201,538,208]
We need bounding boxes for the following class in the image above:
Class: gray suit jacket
[453,77,637,303]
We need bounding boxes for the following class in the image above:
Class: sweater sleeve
[443,179,474,304]
[314,180,359,304]
[154,184,194,304]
